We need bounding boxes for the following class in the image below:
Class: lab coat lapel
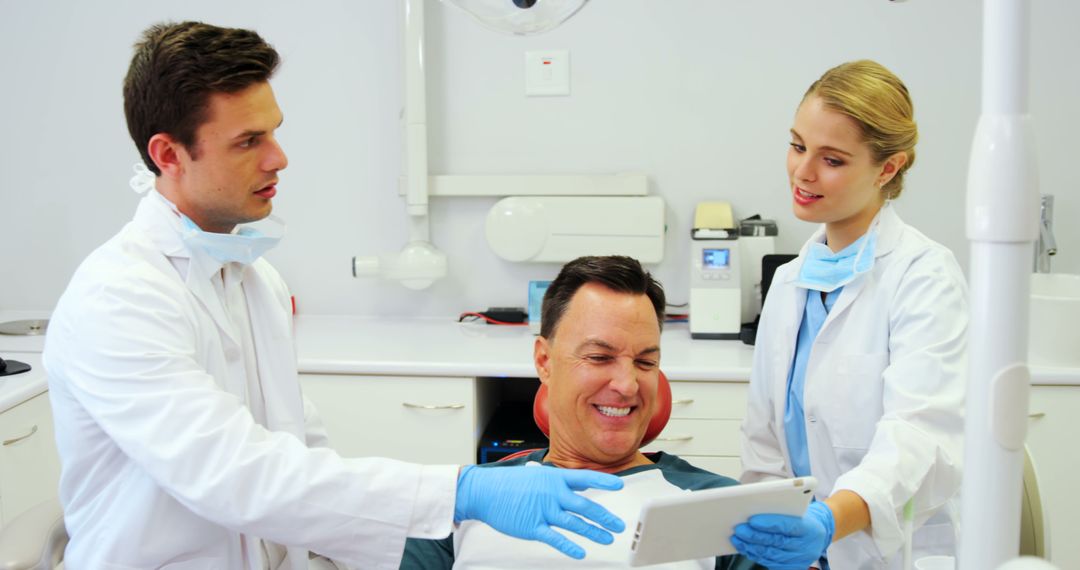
[820,272,866,334]
[184,256,243,348]
[131,191,243,348]
[242,264,305,439]
[772,276,806,441]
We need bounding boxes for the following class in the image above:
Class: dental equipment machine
[689,202,741,339]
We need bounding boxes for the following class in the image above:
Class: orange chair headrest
[532,371,672,448]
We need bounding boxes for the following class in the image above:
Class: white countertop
[0,311,51,413]
[0,352,46,414]
[3,310,1079,414]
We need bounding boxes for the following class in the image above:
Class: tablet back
[629,476,817,567]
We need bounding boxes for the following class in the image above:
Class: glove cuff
[809,501,836,555]
[453,465,476,524]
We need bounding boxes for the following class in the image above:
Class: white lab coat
[44,191,457,569]
[740,205,966,569]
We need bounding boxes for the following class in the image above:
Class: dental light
[352,0,589,290]
[442,0,589,35]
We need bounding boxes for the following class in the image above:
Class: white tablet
[628,476,817,567]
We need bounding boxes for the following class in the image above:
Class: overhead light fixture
[441,0,589,35]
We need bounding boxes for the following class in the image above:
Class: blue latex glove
[454,464,626,559]
[730,501,835,570]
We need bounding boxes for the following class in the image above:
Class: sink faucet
[1034,194,1057,273]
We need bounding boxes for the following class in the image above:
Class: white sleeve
[49,278,456,568]
[831,248,967,557]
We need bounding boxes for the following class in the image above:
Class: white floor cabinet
[0,393,61,529]
[299,374,491,465]
[1027,384,1080,569]
[642,380,746,478]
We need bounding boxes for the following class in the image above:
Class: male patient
[401,256,758,569]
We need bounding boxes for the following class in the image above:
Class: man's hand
[730,501,834,570]
[454,464,625,559]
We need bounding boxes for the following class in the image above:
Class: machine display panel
[702,248,731,269]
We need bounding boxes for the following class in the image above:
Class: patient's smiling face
[534,283,661,473]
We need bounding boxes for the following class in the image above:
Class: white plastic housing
[484,196,665,263]
[352,241,447,290]
[441,0,589,36]
[689,238,742,338]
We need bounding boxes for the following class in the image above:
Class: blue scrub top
[784,287,842,477]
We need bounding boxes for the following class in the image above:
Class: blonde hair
[803,60,918,200]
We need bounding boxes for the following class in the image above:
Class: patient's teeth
[596,405,631,417]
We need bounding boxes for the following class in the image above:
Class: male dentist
[43,21,623,569]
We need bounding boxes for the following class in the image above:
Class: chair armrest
[0,498,67,570]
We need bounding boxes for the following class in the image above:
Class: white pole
[959,0,1040,568]
[352,0,445,288]
[405,0,431,228]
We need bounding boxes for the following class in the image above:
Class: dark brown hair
[123,21,280,175]
[541,256,666,340]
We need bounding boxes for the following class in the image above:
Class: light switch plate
[525,50,569,97]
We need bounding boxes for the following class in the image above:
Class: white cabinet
[299,374,485,465]
[0,393,60,528]
[1027,385,1080,569]
[642,381,746,479]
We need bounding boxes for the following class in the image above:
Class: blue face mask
[794,229,878,293]
[179,214,284,266]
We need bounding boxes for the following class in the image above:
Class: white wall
[2,1,1077,317]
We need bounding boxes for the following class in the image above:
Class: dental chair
[0,497,65,570]
[499,371,673,463]
[1019,445,1050,558]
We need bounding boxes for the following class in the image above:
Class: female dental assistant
[732,60,967,570]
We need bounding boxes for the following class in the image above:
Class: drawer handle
[402,402,466,410]
[655,435,694,442]
[672,399,695,406]
[3,425,38,446]
[1028,412,1046,419]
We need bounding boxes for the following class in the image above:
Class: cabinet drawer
[1027,385,1080,569]
[679,455,743,480]
[300,374,478,465]
[0,392,61,527]
[668,381,747,420]
[641,418,742,456]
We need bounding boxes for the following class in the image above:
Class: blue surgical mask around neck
[178,214,285,266]
[793,225,879,293]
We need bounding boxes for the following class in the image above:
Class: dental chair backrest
[500,371,672,464]
[0,497,66,570]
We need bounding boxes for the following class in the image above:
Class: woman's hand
[730,501,834,570]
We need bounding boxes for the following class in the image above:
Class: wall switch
[525,50,569,97]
